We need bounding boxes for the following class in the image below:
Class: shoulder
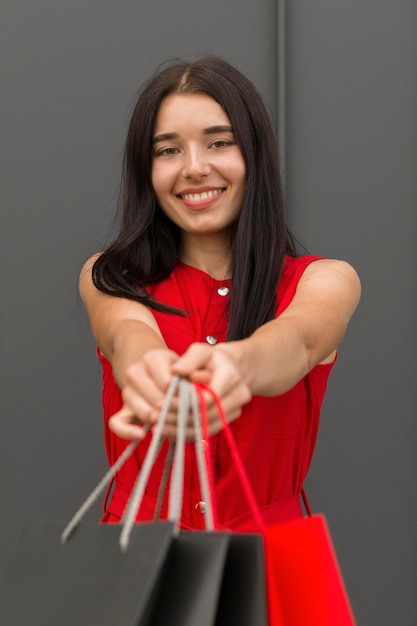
[282,255,360,288]
[289,258,361,324]
[299,258,361,294]
[281,254,323,280]
[79,252,103,300]
[277,255,361,316]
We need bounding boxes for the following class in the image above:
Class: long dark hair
[93,56,297,340]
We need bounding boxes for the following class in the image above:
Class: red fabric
[264,515,356,625]
[99,255,335,531]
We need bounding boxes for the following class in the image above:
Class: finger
[141,349,179,390]
[197,383,251,431]
[124,349,179,398]
[124,364,169,412]
[171,343,213,376]
[185,370,211,384]
[108,406,147,441]
[121,385,161,424]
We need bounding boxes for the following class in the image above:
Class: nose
[181,147,211,179]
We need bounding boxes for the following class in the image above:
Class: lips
[178,188,225,202]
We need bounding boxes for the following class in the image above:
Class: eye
[210,140,233,149]
[154,146,179,157]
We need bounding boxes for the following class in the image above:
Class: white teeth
[182,189,223,202]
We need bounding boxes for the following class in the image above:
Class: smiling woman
[79,56,360,530]
[151,93,246,256]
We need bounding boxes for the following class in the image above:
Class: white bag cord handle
[61,376,179,545]
[121,379,214,549]
[61,439,140,545]
[62,376,214,551]
[166,379,214,531]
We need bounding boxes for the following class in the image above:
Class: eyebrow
[152,125,234,144]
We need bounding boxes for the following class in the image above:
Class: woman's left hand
[160,342,252,439]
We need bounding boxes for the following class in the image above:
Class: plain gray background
[1,1,416,624]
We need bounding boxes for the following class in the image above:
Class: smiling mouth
[179,189,225,202]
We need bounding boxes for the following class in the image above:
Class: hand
[108,343,252,442]
[108,348,180,440]
[165,342,252,438]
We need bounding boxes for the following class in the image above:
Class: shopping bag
[264,511,356,626]
[0,519,175,626]
[0,379,182,626]
[215,531,267,626]
[134,379,268,626]
[0,378,268,626]
[188,383,268,626]
[196,383,356,626]
[150,531,267,626]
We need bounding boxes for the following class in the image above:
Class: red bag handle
[194,382,266,532]
[195,382,313,525]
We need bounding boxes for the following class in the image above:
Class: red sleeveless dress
[99,255,334,531]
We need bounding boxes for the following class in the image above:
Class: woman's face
[151,93,246,241]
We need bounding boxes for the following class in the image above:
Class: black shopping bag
[0,518,175,626]
[151,531,230,626]
[0,378,268,626]
[216,532,267,625]
[0,522,267,626]
[151,530,267,626]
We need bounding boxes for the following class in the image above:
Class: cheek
[151,162,175,195]
[231,157,246,185]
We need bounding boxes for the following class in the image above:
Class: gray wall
[286,3,417,625]
[1,1,416,624]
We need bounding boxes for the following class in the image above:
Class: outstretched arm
[81,256,360,440]
[79,254,180,439]
[164,258,361,436]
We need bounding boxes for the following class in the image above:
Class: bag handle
[166,378,188,528]
[301,487,313,517]
[61,376,179,546]
[194,383,266,532]
[196,384,313,525]
[62,377,215,550]
[167,379,214,531]
[121,379,215,549]
[61,439,140,544]
[62,377,310,549]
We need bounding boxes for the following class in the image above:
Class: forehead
[153,93,231,133]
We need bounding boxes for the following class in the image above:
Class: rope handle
[184,382,215,529]
[62,376,215,551]
[61,376,179,546]
[119,376,180,550]
[166,378,188,528]
[301,487,313,517]
[61,439,140,544]
[194,383,265,532]
[121,378,215,549]
[195,384,313,525]
[62,377,307,550]
[153,380,213,527]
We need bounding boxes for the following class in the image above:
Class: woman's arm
[83,256,360,440]
[79,255,168,385]
[220,258,361,396]
[168,259,361,434]
[80,255,184,439]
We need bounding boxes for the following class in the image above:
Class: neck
[179,234,232,280]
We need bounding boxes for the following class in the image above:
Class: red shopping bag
[197,384,356,626]
[264,508,356,626]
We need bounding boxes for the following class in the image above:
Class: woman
[80,57,360,531]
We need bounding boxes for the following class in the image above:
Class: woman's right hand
[108,348,180,440]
